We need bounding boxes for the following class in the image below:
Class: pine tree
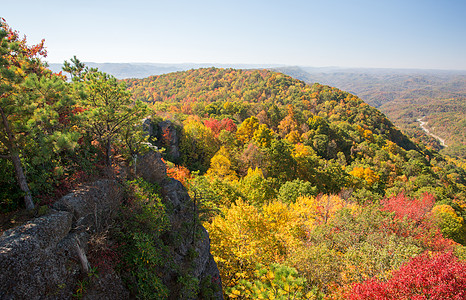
[0,19,47,210]
[74,68,148,167]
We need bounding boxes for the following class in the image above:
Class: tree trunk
[106,138,112,167]
[0,106,34,210]
[11,151,34,210]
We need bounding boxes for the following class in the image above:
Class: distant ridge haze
[48,62,286,79]
[49,62,466,80]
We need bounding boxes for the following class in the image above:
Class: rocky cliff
[0,150,222,299]
[143,118,181,162]
[136,150,223,299]
[0,179,127,299]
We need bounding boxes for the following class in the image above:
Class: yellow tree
[236,116,259,144]
[206,146,237,181]
[252,124,274,148]
[290,194,353,227]
[432,204,465,243]
[350,166,380,186]
[205,200,292,289]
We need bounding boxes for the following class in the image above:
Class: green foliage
[287,243,341,291]
[72,266,99,299]
[130,232,169,299]
[75,70,149,166]
[266,139,296,183]
[179,116,219,173]
[199,275,222,300]
[236,168,276,206]
[432,204,466,244]
[228,263,318,300]
[0,159,22,212]
[114,179,170,299]
[188,172,243,216]
[177,274,199,300]
[0,21,154,211]
[0,20,72,210]
[278,179,317,204]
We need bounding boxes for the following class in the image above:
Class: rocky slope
[0,179,127,299]
[136,149,223,299]
[0,150,222,299]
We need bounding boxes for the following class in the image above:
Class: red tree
[381,193,435,223]
[348,252,466,300]
[204,118,237,137]
[381,193,454,251]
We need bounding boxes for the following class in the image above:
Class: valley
[417,117,447,147]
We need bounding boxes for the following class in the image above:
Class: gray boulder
[157,120,181,161]
[0,180,128,299]
[136,149,167,184]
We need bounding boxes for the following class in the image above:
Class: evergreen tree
[0,19,47,210]
[73,68,148,166]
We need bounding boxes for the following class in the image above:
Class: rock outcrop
[0,179,128,300]
[143,118,181,161]
[135,149,167,184]
[138,150,223,299]
[0,151,222,299]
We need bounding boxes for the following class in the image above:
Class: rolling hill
[124,67,466,298]
[275,66,466,158]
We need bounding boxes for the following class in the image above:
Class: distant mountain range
[48,62,286,79]
[49,62,466,82]
[273,66,466,108]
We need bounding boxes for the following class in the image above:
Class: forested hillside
[276,66,466,159]
[126,68,466,298]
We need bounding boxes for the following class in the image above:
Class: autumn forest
[1,19,466,299]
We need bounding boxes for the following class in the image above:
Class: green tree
[228,263,314,299]
[0,20,48,209]
[432,204,465,243]
[62,55,86,80]
[76,69,148,166]
[278,179,317,204]
[180,116,219,172]
[266,139,296,183]
[236,167,276,206]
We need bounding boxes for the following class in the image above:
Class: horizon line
[46,61,466,73]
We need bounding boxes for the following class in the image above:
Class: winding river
[417,117,448,147]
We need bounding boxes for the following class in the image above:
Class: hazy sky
[3,0,466,70]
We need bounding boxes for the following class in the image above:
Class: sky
[3,0,466,70]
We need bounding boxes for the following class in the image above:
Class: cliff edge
[0,150,222,299]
